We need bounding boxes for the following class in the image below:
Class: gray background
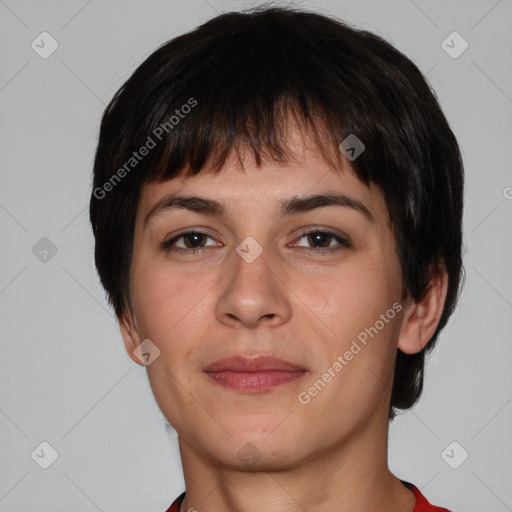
[1,0,511,511]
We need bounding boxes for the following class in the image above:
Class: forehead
[137,122,390,226]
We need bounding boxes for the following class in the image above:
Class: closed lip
[203,355,306,372]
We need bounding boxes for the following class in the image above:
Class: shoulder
[403,481,452,512]
[164,491,185,512]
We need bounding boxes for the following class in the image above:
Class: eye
[292,229,352,253]
[161,230,219,253]
[161,228,352,255]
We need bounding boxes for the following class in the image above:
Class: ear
[119,309,144,366]
[397,264,449,355]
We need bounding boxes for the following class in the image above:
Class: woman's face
[121,128,407,471]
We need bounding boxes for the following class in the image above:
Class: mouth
[203,355,307,392]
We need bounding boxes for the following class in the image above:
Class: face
[121,126,409,471]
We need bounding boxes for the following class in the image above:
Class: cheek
[131,271,173,336]
[300,261,401,387]
[132,254,177,310]
[130,260,216,346]
[304,264,391,329]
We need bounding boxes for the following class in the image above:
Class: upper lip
[203,355,306,372]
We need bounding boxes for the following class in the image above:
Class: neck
[176,411,415,512]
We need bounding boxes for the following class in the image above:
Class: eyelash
[161,229,352,255]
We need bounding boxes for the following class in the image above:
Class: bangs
[151,96,349,182]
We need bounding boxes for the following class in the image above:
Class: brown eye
[293,229,352,252]
[307,232,333,248]
[162,231,218,252]
[180,232,208,248]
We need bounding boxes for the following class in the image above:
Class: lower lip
[204,370,307,392]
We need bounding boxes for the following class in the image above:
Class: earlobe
[119,310,144,366]
[397,265,449,355]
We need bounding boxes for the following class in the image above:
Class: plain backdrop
[1,0,511,511]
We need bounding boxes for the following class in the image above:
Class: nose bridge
[215,232,290,327]
[230,234,275,300]
[229,206,275,281]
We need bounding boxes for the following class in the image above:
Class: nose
[215,241,292,329]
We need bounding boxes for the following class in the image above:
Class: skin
[120,122,448,512]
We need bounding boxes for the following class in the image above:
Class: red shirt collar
[164,483,450,511]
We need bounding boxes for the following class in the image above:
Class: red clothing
[164,482,450,511]
[405,482,451,511]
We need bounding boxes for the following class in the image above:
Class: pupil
[186,233,205,248]
[309,232,329,247]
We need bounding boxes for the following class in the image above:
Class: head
[90,5,464,466]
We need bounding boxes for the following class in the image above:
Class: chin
[214,428,309,471]
[224,442,307,472]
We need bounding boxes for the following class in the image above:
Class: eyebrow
[145,192,373,224]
